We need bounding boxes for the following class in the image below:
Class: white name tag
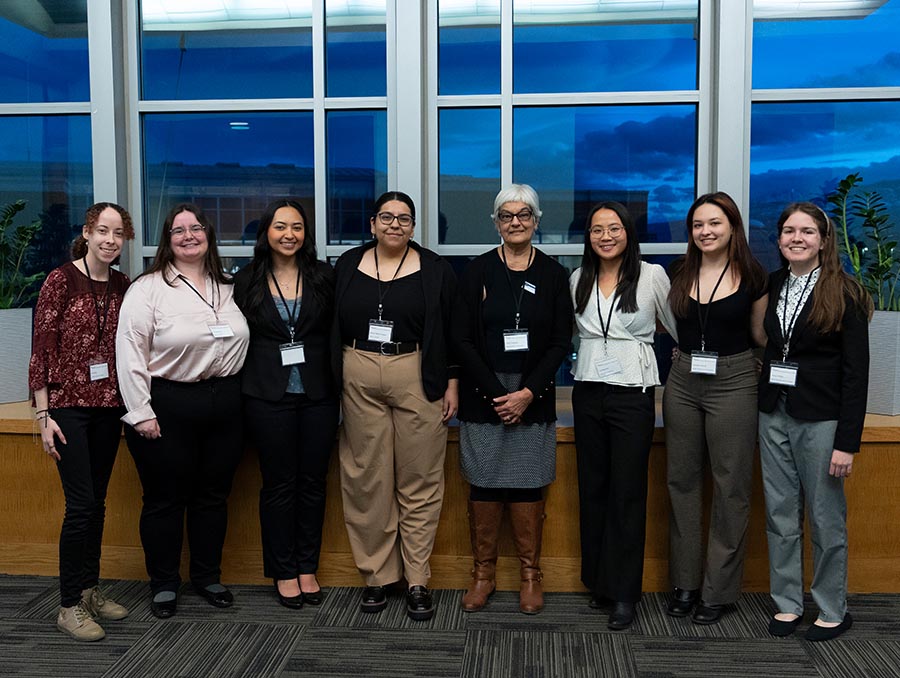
[208,323,235,338]
[368,319,394,342]
[690,351,719,375]
[523,281,536,295]
[89,361,109,381]
[769,361,799,387]
[280,342,306,366]
[503,329,529,352]
[594,355,623,380]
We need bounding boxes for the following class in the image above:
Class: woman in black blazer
[234,199,338,609]
[758,202,871,642]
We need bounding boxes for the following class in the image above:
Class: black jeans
[125,376,242,594]
[50,407,123,607]
[573,381,655,603]
[244,393,339,579]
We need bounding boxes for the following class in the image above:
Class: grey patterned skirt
[458,372,557,489]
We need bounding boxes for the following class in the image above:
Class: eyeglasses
[376,212,415,227]
[590,226,624,239]
[170,224,206,237]
[497,209,534,224]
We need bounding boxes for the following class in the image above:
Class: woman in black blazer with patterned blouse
[234,199,338,610]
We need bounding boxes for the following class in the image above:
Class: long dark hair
[668,192,765,318]
[574,201,642,314]
[240,199,330,319]
[776,202,872,332]
[141,203,230,285]
[71,202,135,260]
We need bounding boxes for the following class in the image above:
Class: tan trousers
[339,347,448,587]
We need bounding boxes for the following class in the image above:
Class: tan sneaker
[57,602,105,641]
[82,586,130,621]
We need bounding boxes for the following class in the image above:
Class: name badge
[594,355,623,380]
[368,319,394,342]
[769,361,799,387]
[690,351,719,375]
[208,323,235,338]
[523,281,536,295]
[503,329,529,352]
[88,360,109,382]
[280,341,306,366]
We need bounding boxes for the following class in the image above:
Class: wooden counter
[2,393,899,593]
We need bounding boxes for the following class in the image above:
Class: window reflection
[142,113,314,246]
[438,1,500,95]
[0,3,89,103]
[512,105,697,244]
[325,0,386,97]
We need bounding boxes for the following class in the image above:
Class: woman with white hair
[453,184,574,614]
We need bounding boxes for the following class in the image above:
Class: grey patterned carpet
[1,575,898,677]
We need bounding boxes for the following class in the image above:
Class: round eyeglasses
[170,224,207,237]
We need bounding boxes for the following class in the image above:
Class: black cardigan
[233,261,337,402]
[758,268,869,453]
[330,239,457,402]
[453,248,574,424]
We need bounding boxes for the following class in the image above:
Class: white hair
[491,184,542,223]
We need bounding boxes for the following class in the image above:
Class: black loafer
[692,601,725,625]
[274,581,304,610]
[589,593,611,610]
[608,601,635,630]
[805,613,853,642]
[194,584,234,608]
[150,598,177,619]
[360,585,387,613]
[768,615,802,637]
[302,589,324,606]
[666,587,699,617]
[406,585,434,621]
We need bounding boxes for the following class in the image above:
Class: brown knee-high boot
[461,501,504,612]
[508,499,545,614]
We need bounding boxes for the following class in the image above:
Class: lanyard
[178,274,219,319]
[373,245,410,321]
[594,275,617,351]
[779,266,819,360]
[270,268,301,342]
[500,244,534,330]
[695,260,731,352]
[83,257,111,350]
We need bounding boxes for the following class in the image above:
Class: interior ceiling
[0,0,87,38]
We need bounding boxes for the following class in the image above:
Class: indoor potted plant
[0,200,44,403]
[828,173,900,415]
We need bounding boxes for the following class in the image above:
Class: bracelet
[35,413,50,421]
[34,409,48,415]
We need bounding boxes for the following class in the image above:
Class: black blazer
[233,261,337,402]
[453,248,574,424]
[758,268,869,452]
[330,239,457,402]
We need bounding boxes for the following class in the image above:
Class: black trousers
[573,381,655,603]
[51,407,123,607]
[244,393,339,579]
[125,376,242,594]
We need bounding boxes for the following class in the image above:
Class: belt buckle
[380,342,396,356]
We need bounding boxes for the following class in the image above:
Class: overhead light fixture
[229,121,250,130]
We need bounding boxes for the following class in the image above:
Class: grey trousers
[758,395,847,622]
[663,350,758,605]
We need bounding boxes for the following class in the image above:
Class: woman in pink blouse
[116,203,249,619]
[29,202,135,642]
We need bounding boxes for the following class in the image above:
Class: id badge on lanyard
[690,350,719,375]
[88,356,109,381]
[594,354,622,380]
[769,360,799,387]
[503,329,529,352]
[209,322,234,338]
[280,341,306,366]
[368,319,394,342]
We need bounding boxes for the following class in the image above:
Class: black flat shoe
[588,593,611,610]
[692,601,725,625]
[360,585,387,613]
[193,584,234,608]
[768,615,802,637]
[150,598,177,619]
[274,581,304,610]
[406,585,434,621]
[608,601,635,630]
[301,589,324,606]
[805,613,853,642]
[666,587,699,617]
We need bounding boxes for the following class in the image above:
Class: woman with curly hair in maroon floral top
[29,202,134,642]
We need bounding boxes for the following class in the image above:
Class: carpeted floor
[1,575,898,677]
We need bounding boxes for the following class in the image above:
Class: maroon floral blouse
[28,261,130,409]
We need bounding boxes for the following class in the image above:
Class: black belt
[348,339,418,356]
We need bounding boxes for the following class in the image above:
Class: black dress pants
[125,376,242,594]
[244,393,339,579]
[573,381,655,603]
[51,407,123,607]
